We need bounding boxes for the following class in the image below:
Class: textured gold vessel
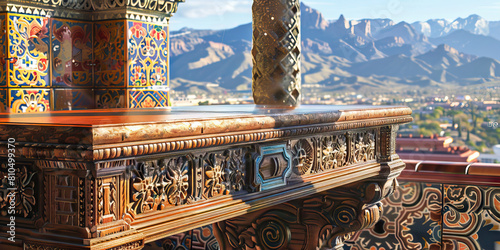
[252,0,301,106]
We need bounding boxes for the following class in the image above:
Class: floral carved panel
[128,156,191,216]
[128,148,250,216]
[0,161,38,219]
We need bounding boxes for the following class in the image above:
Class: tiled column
[93,19,171,109]
[4,13,52,113]
[93,20,127,109]
[0,13,6,112]
[51,18,95,110]
[126,20,170,108]
[0,1,176,113]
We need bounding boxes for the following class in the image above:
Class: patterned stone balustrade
[0,105,411,249]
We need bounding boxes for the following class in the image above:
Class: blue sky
[169,0,500,31]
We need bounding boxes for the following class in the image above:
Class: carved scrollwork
[256,219,291,249]
[218,207,295,250]
[214,181,387,250]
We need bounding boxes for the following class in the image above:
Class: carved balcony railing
[346,160,500,250]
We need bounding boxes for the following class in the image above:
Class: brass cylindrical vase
[252,0,301,107]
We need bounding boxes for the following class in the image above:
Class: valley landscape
[169,3,500,96]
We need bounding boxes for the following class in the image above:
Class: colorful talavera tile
[0,14,7,87]
[443,184,500,249]
[0,88,7,112]
[128,21,168,88]
[95,89,126,109]
[53,88,94,110]
[94,20,126,88]
[9,88,51,113]
[8,14,50,87]
[346,182,443,250]
[51,19,93,87]
[128,89,169,108]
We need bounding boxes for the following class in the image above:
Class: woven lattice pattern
[252,0,301,106]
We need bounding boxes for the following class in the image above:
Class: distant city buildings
[396,134,480,162]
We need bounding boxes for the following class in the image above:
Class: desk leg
[214,179,396,250]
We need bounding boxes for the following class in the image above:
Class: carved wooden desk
[0,105,411,249]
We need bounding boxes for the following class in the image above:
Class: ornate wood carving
[107,240,144,250]
[98,176,117,224]
[119,129,381,218]
[349,130,376,164]
[214,180,394,250]
[379,125,399,162]
[203,152,229,198]
[291,139,315,175]
[0,116,411,162]
[288,130,376,179]
[88,176,96,229]
[127,149,250,217]
[78,177,86,228]
[0,118,407,249]
[320,134,347,171]
[225,148,247,193]
[24,242,65,250]
[128,157,191,216]
[0,161,37,219]
[54,174,80,226]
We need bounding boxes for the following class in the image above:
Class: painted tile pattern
[9,88,50,113]
[0,88,7,112]
[2,14,171,112]
[345,182,443,249]
[8,14,50,87]
[95,89,126,109]
[128,89,169,108]
[51,19,93,87]
[443,184,500,249]
[128,21,168,88]
[53,88,94,110]
[143,225,219,250]
[0,14,6,87]
[345,182,500,250]
[94,20,126,88]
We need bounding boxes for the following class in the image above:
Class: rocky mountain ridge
[169,3,500,93]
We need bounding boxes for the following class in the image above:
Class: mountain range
[169,3,500,94]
